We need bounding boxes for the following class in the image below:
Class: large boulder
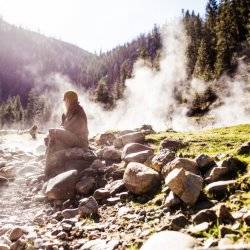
[122,143,154,164]
[114,132,145,149]
[123,162,160,194]
[205,156,247,183]
[121,143,153,158]
[205,180,237,198]
[220,156,247,174]
[151,149,175,172]
[204,166,228,183]
[141,230,196,250]
[45,148,96,179]
[45,170,78,200]
[162,157,199,178]
[123,150,154,164]
[101,147,121,163]
[165,168,203,205]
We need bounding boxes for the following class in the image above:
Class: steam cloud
[42,20,250,136]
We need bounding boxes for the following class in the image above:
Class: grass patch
[146,124,250,165]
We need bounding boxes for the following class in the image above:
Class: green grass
[146,123,250,165]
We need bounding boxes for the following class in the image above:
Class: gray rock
[0,166,15,180]
[61,222,72,231]
[102,147,121,162]
[105,162,126,180]
[0,176,8,185]
[0,244,10,250]
[9,227,24,241]
[195,154,216,169]
[80,239,119,250]
[114,132,145,149]
[160,139,185,151]
[113,137,123,149]
[62,208,79,219]
[45,147,96,179]
[79,196,98,216]
[192,209,217,224]
[219,225,238,238]
[105,180,125,195]
[204,166,228,183]
[123,150,154,164]
[0,161,6,169]
[189,222,210,234]
[63,148,97,161]
[95,132,116,146]
[106,197,120,205]
[221,156,247,174]
[76,176,95,195]
[205,180,237,197]
[90,159,106,170]
[45,170,78,200]
[57,231,67,240]
[9,239,26,250]
[164,191,181,208]
[121,131,145,145]
[141,230,196,250]
[152,149,175,172]
[216,204,235,224]
[170,214,189,230]
[123,162,160,194]
[94,188,110,200]
[165,168,203,205]
[162,157,199,178]
[121,143,153,159]
[237,141,250,155]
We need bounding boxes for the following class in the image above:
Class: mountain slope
[0,18,97,103]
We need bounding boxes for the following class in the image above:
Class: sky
[0,0,207,53]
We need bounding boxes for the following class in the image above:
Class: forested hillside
[0,0,249,128]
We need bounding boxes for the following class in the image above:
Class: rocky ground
[0,124,249,250]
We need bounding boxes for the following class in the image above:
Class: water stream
[0,132,47,227]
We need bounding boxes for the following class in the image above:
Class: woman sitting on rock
[44,90,89,178]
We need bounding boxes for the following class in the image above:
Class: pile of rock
[42,128,248,219]
[1,127,249,249]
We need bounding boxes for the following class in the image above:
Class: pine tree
[214,0,239,77]
[232,0,250,42]
[204,0,218,72]
[193,39,212,81]
[12,95,24,123]
[26,89,38,123]
[113,81,125,100]
[95,76,114,108]
[1,97,15,125]
[184,11,203,77]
